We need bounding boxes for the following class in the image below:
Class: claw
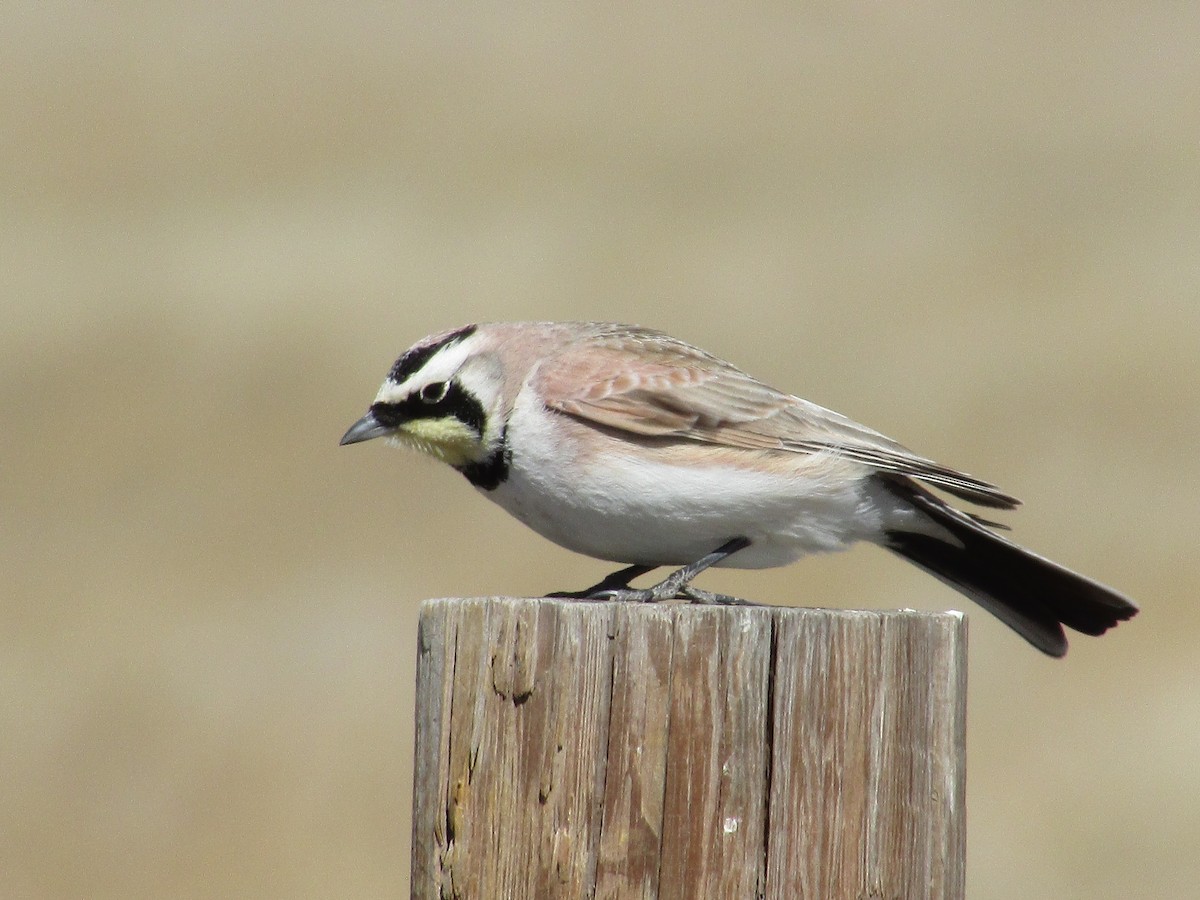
[546,563,656,599]
[588,587,657,602]
[679,586,753,606]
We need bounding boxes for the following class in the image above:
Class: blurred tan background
[3,3,1197,898]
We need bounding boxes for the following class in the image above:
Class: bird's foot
[547,537,752,605]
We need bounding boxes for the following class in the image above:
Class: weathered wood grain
[411,599,966,900]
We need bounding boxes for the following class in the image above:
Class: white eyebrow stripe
[374,335,478,404]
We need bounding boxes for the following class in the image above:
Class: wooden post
[411,598,966,900]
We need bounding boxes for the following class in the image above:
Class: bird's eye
[419,381,449,404]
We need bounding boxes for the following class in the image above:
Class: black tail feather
[881,477,1138,657]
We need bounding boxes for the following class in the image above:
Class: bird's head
[340,324,507,469]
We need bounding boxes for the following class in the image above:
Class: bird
[340,321,1137,656]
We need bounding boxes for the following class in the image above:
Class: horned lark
[340,321,1136,656]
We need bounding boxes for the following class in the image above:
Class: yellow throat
[389,416,484,468]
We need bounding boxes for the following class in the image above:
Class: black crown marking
[387,324,477,386]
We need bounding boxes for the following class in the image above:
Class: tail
[878,476,1138,657]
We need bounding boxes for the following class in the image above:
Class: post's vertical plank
[436,597,493,899]
[409,598,454,899]
[867,612,967,898]
[764,610,967,900]
[593,603,675,900]
[528,602,616,898]
[765,610,874,899]
[656,606,773,900]
[412,599,618,899]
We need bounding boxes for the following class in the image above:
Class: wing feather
[538,326,1019,510]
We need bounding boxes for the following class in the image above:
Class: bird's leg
[589,537,751,603]
[546,563,656,599]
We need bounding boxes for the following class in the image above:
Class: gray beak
[339,411,393,446]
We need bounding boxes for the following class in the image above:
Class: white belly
[480,401,883,569]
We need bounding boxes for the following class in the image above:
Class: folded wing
[539,328,1019,510]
